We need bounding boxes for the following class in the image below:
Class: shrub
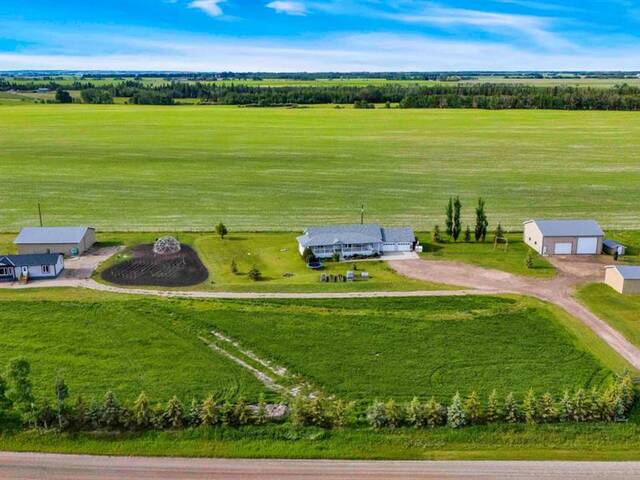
[464,391,482,425]
[523,389,538,424]
[132,391,153,429]
[366,400,386,429]
[199,395,220,426]
[163,396,185,429]
[384,399,403,428]
[248,266,262,281]
[538,392,557,423]
[504,392,520,423]
[432,225,442,243]
[230,258,238,274]
[485,390,501,423]
[525,250,535,269]
[406,397,427,427]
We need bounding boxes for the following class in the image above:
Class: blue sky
[1,0,639,71]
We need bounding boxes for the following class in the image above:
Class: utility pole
[38,202,43,227]
[360,204,364,225]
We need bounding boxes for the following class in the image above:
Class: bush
[248,266,262,281]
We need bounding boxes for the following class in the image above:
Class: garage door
[577,237,598,254]
[554,242,572,255]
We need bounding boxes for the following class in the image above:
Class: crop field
[193,296,622,401]
[1,105,640,231]
[0,290,624,405]
[0,290,268,403]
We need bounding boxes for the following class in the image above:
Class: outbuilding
[14,226,96,256]
[0,254,64,282]
[604,265,640,295]
[523,220,604,256]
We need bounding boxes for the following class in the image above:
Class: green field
[1,105,640,231]
[193,296,621,401]
[0,289,269,403]
[0,290,623,405]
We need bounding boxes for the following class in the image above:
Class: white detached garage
[523,220,604,256]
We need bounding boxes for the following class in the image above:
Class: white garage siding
[577,237,599,255]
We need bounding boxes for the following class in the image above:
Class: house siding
[16,228,95,256]
[605,268,640,294]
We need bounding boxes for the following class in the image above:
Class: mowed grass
[577,284,640,349]
[94,232,449,292]
[1,105,640,231]
[420,233,555,277]
[0,289,269,403]
[187,296,621,401]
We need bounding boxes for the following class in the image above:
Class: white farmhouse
[0,254,64,282]
[297,224,416,259]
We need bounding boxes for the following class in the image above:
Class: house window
[42,265,51,274]
[0,267,11,276]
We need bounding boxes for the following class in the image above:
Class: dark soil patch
[101,244,208,287]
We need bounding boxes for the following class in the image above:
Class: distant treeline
[4,78,640,109]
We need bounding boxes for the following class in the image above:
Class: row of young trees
[0,358,635,433]
[366,373,636,429]
[435,197,489,243]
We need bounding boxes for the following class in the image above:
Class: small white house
[297,224,416,259]
[0,254,64,282]
[523,219,604,256]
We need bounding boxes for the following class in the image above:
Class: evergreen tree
[588,387,601,422]
[485,390,501,423]
[384,399,403,428]
[447,392,466,428]
[132,392,152,429]
[233,397,254,426]
[445,198,454,238]
[101,390,122,429]
[558,390,572,423]
[572,388,588,422]
[425,397,445,427]
[538,392,557,423]
[164,396,185,429]
[616,371,635,412]
[220,400,235,426]
[464,391,482,425]
[522,389,538,424]
[504,392,520,423]
[248,266,262,281]
[432,225,442,243]
[366,400,387,429]
[464,225,471,242]
[187,398,201,427]
[331,399,353,429]
[230,258,238,274]
[452,197,462,241]
[525,250,534,269]
[199,395,220,426]
[54,377,69,430]
[474,198,488,242]
[494,223,505,241]
[406,397,426,427]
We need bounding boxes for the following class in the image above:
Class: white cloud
[188,0,225,17]
[2,30,640,72]
[266,1,307,16]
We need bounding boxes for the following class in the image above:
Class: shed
[523,220,604,256]
[14,226,96,256]
[603,240,626,256]
[0,253,64,282]
[604,265,640,295]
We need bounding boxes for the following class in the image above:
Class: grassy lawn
[576,283,640,349]
[94,232,449,292]
[1,105,639,231]
[185,296,623,402]
[0,289,269,403]
[3,421,640,460]
[420,233,555,277]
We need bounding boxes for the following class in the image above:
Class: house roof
[14,226,93,245]
[297,224,383,248]
[525,220,604,237]
[608,265,640,280]
[381,227,416,243]
[0,253,62,267]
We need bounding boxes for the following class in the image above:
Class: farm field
[0,290,625,405]
[1,105,640,231]
[94,232,448,292]
[193,295,624,401]
[0,289,269,403]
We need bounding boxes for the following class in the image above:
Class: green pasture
[1,105,639,231]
